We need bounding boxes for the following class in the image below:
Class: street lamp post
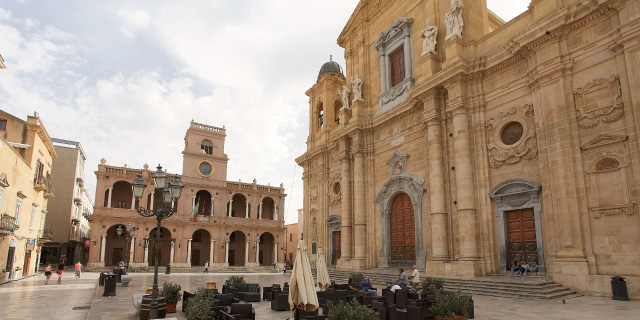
[117,223,138,270]
[131,165,184,319]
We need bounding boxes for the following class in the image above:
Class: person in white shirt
[203,261,209,274]
[390,281,402,293]
[408,265,420,286]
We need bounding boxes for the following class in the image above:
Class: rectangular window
[312,243,317,254]
[0,119,6,131]
[29,206,36,230]
[289,253,293,262]
[118,200,127,208]
[390,47,405,87]
[290,234,292,242]
[15,200,22,225]
[33,160,44,185]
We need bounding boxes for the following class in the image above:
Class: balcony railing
[0,214,19,234]
[44,185,54,199]
[39,229,53,242]
[227,181,283,194]
[74,196,82,204]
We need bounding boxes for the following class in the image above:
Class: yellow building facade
[296,0,640,297]
[0,111,56,281]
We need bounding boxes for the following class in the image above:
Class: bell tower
[182,120,229,182]
[306,57,346,148]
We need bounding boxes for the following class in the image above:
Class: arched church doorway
[191,229,211,266]
[390,193,415,265]
[258,232,275,266]
[148,227,172,266]
[228,231,246,266]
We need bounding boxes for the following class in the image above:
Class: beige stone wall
[297,0,640,297]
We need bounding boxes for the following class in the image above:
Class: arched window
[334,101,341,125]
[317,103,324,131]
[201,140,213,155]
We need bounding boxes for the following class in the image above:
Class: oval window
[501,122,524,145]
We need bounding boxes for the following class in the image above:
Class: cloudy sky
[0,0,529,224]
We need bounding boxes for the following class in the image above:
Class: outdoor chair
[467,298,474,319]
[229,303,255,320]
[293,308,319,320]
[407,292,420,300]
[262,286,272,301]
[395,292,408,309]
[243,292,260,302]
[271,289,290,311]
[385,291,395,306]
[219,310,241,320]
[182,291,196,312]
[216,293,239,307]
[305,315,327,320]
[223,286,240,300]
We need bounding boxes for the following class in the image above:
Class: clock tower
[182,120,229,183]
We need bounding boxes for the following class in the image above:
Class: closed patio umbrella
[288,240,319,313]
[315,248,330,291]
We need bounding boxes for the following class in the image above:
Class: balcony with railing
[226,181,284,194]
[0,214,19,234]
[39,229,53,242]
[44,185,54,199]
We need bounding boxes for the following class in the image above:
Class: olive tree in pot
[185,287,217,320]
[161,282,182,313]
[429,289,472,320]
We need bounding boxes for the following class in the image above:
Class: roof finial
[330,55,332,61]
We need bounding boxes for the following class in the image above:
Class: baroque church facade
[88,121,286,269]
[296,0,640,297]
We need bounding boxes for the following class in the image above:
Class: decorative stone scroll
[328,172,342,206]
[485,104,538,168]
[574,75,624,129]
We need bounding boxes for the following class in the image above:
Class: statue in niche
[340,85,351,109]
[420,18,438,56]
[312,218,318,240]
[444,0,463,40]
[351,75,363,102]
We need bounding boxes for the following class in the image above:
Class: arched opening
[111,181,133,209]
[390,193,415,265]
[228,231,246,266]
[194,190,212,218]
[261,197,274,220]
[148,227,172,266]
[201,139,213,155]
[105,224,127,266]
[231,194,247,218]
[334,100,342,125]
[258,232,275,266]
[317,103,324,131]
[191,229,211,266]
[326,215,341,265]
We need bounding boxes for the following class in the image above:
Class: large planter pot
[435,316,465,320]
[166,302,177,313]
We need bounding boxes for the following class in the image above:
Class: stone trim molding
[374,151,426,268]
[489,178,545,275]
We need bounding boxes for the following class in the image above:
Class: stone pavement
[2,271,640,319]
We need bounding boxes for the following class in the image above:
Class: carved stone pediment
[489,178,541,209]
[326,215,341,231]
[581,134,628,150]
[374,18,414,49]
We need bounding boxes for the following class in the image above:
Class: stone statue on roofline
[340,84,351,109]
[351,74,363,103]
[445,0,463,40]
[420,18,438,56]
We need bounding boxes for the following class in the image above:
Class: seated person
[510,261,520,274]
[359,277,377,296]
[517,261,529,275]
[347,279,359,291]
[396,268,408,287]
[390,281,402,293]
[524,261,538,275]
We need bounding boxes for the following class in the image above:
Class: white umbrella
[288,240,319,313]
[315,248,330,291]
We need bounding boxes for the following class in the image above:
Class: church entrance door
[332,231,341,265]
[506,209,538,265]
[390,193,415,265]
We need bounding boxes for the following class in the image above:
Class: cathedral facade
[296,0,640,297]
[88,121,286,269]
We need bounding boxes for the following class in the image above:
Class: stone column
[100,235,106,262]
[144,240,149,263]
[210,240,215,264]
[427,117,449,259]
[452,107,478,259]
[210,198,214,216]
[107,187,112,208]
[170,240,175,264]
[353,151,366,262]
[192,197,196,212]
[258,203,262,219]
[150,191,154,208]
[186,239,192,266]
[379,52,387,91]
[224,242,229,264]
[245,201,249,218]
[131,194,136,210]
[274,242,278,263]
[245,241,250,265]
[275,206,279,220]
[340,156,352,261]
[403,34,412,79]
[129,237,135,264]
[255,241,260,265]
[228,200,233,217]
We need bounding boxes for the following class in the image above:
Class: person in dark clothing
[56,260,65,285]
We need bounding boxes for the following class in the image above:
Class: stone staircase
[315,267,581,300]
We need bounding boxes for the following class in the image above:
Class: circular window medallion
[501,122,524,145]
[333,182,341,195]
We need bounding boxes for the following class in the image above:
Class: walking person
[203,261,209,273]
[44,263,52,285]
[56,259,65,285]
[74,261,83,279]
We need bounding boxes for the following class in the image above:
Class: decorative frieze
[485,104,538,168]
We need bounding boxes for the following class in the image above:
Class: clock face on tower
[198,161,214,177]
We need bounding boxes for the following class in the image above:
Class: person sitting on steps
[517,261,529,275]
[522,261,538,275]
[510,260,520,274]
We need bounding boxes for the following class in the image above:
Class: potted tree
[327,298,378,320]
[429,289,472,320]
[185,287,217,320]
[161,282,182,313]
